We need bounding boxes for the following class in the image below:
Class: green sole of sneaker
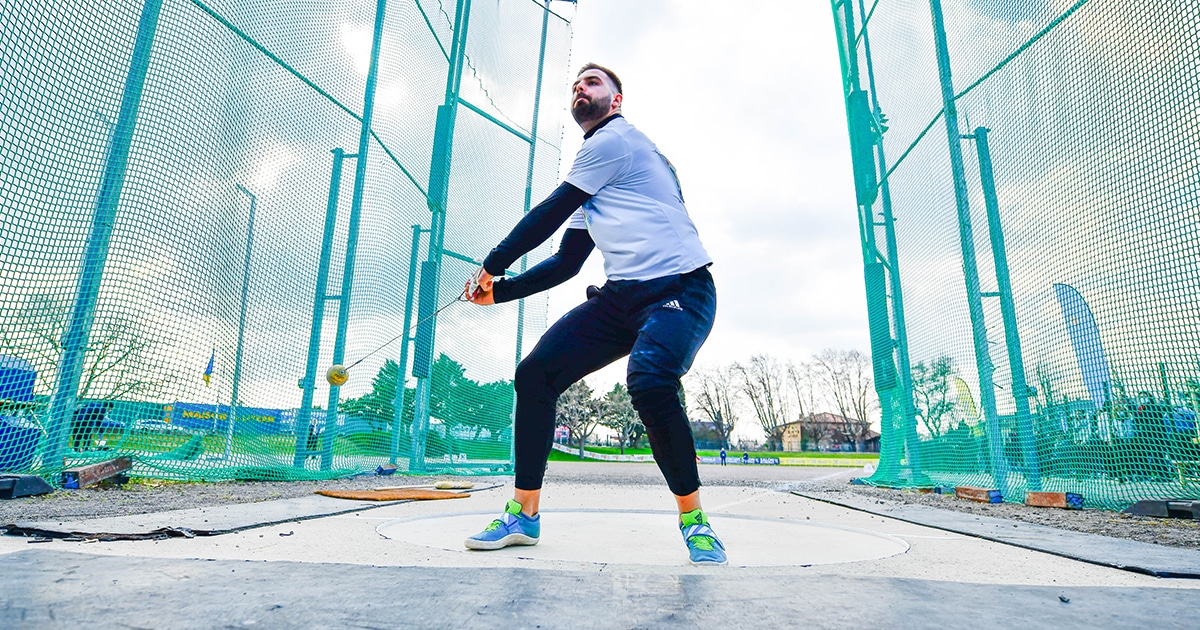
[463,533,539,551]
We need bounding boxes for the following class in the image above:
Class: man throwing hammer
[463,63,724,565]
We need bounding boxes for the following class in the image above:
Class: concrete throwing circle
[377,509,909,567]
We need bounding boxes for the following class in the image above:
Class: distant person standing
[461,63,724,564]
[719,447,727,466]
[70,401,112,452]
[742,452,749,465]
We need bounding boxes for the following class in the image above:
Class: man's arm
[481,181,592,276]
[490,229,594,304]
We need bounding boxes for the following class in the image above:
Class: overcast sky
[541,0,866,394]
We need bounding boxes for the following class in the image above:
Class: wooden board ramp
[954,486,1002,504]
[61,457,132,489]
[1024,491,1083,509]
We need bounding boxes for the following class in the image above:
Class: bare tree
[786,360,821,420]
[786,360,830,450]
[0,295,166,410]
[556,380,602,459]
[733,354,790,450]
[812,348,877,450]
[685,365,739,449]
[598,383,641,454]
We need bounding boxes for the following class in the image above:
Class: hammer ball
[326,364,349,386]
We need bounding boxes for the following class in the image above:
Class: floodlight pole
[43,0,164,470]
[929,0,1007,494]
[227,184,257,459]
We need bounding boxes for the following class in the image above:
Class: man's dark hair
[578,63,622,95]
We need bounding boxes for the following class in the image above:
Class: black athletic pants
[513,266,716,496]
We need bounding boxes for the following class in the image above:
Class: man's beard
[572,95,610,125]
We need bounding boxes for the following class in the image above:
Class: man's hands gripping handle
[466,267,496,305]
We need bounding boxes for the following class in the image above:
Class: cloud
[547,0,866,390]
[339,22,374,76]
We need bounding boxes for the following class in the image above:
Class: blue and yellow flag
[203,350,214,387]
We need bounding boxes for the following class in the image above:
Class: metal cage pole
[389,224,428,464]
[857,0,923,479]
[412,0,473,472]
[319,0,389,471]
[831,0,907,481]
[43,0,164,470]
[929,0,1007,494]
[971,127,1042,490]
[293,148,353,468]
[227,184,257,459]
[508,0,553,468]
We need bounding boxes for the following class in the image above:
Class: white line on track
[710,489,776,511]
[810,469,855,482]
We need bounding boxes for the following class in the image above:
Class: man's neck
[581,112,622,139]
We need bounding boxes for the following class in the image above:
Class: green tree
[599,383,641,454]
[430,354,513,440]
[339,354,512,441]
[557,380,602,458]
[911,356,954,437]
[339,359,401,432]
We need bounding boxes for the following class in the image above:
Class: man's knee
[627,378,683,428]
[515,353,569,404]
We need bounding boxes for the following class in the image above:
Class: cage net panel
[0,0,574,481]
[831,0,1200,508]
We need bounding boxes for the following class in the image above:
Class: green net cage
[0,0,576,482]
[830,0,1200,508]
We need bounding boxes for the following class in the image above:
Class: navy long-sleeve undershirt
[492,228,594,303]
[482,181,594,304]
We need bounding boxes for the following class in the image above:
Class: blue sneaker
[680,509,726,565]
[464,499,540,550]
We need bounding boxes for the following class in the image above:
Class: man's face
[571,69,620,125]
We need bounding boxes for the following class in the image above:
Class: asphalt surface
[2,461,1197,629]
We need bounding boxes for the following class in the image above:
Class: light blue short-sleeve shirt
[564,117,711,281]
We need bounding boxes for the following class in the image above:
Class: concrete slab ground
[3,463,1199,628]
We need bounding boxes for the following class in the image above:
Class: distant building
[780,412,879,453]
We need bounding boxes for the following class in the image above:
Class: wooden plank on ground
[1025,491,1083,509]
[955,486,1002,503]
[61,457,132,489]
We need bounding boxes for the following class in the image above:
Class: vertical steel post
[412,0,473,472]
[858,0,922,478]
[320,0,389,471]
[831,0,907,480]
[293,148,347,467]
[390,225,426,464]
[227,184,257,459]
[974,127,1041,490]
[929,0,1007,494]
[44,0,164,470]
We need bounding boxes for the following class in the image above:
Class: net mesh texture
[831,0,1200,508]
[0,0,575,482]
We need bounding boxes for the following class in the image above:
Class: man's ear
[611,92,623,111]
